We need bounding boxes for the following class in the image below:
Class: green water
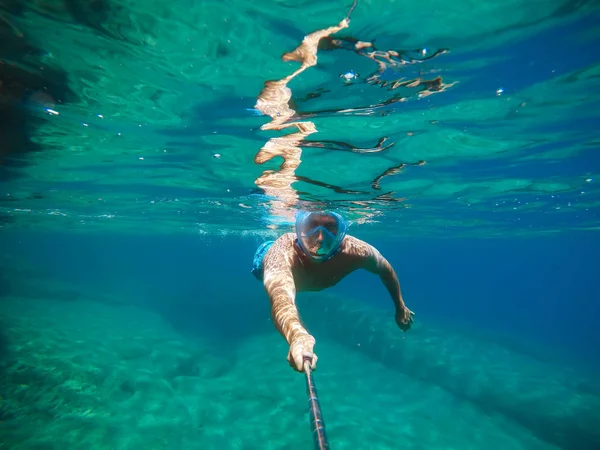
[1,0,598,237]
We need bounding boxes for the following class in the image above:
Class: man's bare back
[254,211,414,373]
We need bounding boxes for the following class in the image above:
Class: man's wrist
[395,298,406,312]
[287,324,310,345]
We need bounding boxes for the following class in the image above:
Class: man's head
[295,211,348,261]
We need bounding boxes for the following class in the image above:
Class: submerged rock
[300,293,600,450]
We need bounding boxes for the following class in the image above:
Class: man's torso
[272,233,368,292]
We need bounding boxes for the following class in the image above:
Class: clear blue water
[1,1,600,449]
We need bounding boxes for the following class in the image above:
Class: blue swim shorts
[251,241,275,281]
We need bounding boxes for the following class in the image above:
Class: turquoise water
[1,0,600,449]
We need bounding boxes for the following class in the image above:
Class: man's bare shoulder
[264,233,296,265]
[262,233,297,286]
[340,235,383,272]
[341,234,374,258]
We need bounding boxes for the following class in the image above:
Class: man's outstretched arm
[262,242,317,371]
[347,237,414,330]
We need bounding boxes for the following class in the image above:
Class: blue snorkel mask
[295,211,348,262]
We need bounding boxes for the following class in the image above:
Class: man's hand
[395,306,415,331]
[287,334,317,372]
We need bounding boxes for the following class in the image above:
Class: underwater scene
[1,0,600,449]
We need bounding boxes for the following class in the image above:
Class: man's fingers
[293,351,303,371]
[301,352,317,371]
[288,354,299,371]
[289,350,303,372]
[289,338,318,372]
[294,350,310,371]
[309,353,317,370]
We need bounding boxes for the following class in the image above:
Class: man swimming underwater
[251,211,414,372]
